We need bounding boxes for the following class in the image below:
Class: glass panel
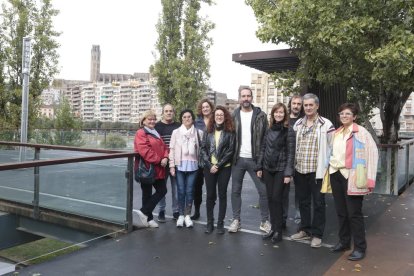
[0,148,35,164]
[374,147,388,194]
[0,168,34,205]
[397,146,408,191]
[39,157,128,224]
[409,143,414,181]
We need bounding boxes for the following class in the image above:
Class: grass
[0,238,81,266]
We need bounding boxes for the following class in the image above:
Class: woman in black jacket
[256,103,296,243]
[200,106,235,234]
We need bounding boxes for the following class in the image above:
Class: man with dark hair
[287,95,304,227]
[228,86,270,234]
[155,104,181,222]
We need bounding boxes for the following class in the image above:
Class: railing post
[386,147,392,194]
[393,147,399,196]
[125,156,134,232]
[33,147,40,219]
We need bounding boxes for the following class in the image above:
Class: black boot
[216,221,225,235]
[191,205,200,220]
[205,221,214,234]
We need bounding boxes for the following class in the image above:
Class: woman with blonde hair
[133,110,169,228]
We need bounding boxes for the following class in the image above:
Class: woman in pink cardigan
[169,109,202,228]
[328,103,378,261]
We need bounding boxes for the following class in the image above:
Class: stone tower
[90,45,101,82]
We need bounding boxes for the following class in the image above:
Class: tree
[247,0,414,143]
[151,0,214,114]
[0,0,60,129]
[53,98,83,146]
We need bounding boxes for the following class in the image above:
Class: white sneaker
[184,215,193,228]
[311,237,322,248]
[290,230,311,241]
[260,220,272,234]
[148,220,159,228]
[177,215,185,228]
[133,210,149,227]
[228,219,241,233]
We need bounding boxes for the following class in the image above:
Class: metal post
[385,147,392,194]
[19,37,32,162]
[125,156,134,232]
[393,147,399,196]
[33,147,40,219]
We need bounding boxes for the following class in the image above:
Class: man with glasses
[155,104,181,222]
[290,93,335,248]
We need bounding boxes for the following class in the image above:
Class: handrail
[0,141,125,153]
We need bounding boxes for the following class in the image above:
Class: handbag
[321,167,332,193]
[135,156,155,185]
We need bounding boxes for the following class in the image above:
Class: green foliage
[0,0,60,129]
[152,0,214,114]
[247,0,414,143]
[102,133,127,149]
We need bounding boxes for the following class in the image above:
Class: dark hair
[206,105,235,133]
[288,94,304,116]
[338,103,359,116]
[269,103,289,128]
[179,109,196,123]
[196,99,215,117]
[238,86,253,98]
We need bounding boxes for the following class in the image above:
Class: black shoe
[271,232,282,244]
[205,223,214,234]
[348,250,365,261]
[157,211,166,223]
[191,211,200,220]
[262,230,275,240]
[173,212,179,220]
[330,242,351,253]
[216,221,225,235]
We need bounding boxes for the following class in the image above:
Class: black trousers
[330,171,367,252]
[193,168,204,208]
[204,166,231,223]
[140,178,167,221]
[294,171,325,238]
[264,170,288,233]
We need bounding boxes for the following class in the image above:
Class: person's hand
[257,170,263,178]
[210,165,218,174]
[161,158,168,167]
[284,176,291,184]
[170,167,175,177]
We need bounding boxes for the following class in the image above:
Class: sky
[53,0,286,100]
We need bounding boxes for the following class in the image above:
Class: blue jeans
[176,170,198,215]
[157,171,178,213]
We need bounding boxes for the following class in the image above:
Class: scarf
[179,124,197,156]
[144,126,160,138]
[271,122,284,131]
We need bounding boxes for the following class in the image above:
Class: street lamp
[19,36,32,162]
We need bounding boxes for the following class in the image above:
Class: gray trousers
[231,157,269,222]
[157,171,178,213]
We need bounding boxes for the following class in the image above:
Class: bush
[102,134,127,149]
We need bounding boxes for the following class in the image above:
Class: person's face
[182,112,194,129]
[290,98,303,116]
[214,110,225,125]
[303,98,319,118]
[273,107,285,123]
[239,89,253,109]
[163,105,174,122]
[338,108,356,127]
[143,115,156,129]
[201,102,212,117]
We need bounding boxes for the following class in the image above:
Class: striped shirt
[296,121,319,174]
[155,121,181,148]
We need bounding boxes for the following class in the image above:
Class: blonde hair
[140,110,157,126]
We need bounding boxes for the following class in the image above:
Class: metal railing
[0,141,137,233]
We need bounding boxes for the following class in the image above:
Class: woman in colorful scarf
[169,109,203,228]
[328,103,378,261]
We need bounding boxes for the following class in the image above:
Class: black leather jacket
[232,105,268,164]
[256,124,296,177]
[200,129,235,170]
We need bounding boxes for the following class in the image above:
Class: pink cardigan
[169,127,202,168]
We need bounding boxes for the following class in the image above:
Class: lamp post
[19,36,32,162]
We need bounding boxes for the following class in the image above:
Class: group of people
[133,87,378,262]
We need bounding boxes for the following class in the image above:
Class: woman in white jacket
[169,109,202,228]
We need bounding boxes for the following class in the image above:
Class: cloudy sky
[53,0,285,99]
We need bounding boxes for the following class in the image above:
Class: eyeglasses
[215,114,224,117]
[338,112,353,117]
